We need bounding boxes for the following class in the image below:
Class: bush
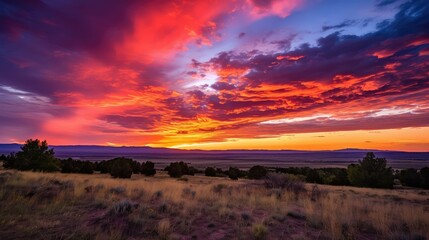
[274,167,349,186]
[110,157,133,178]
[400,168,420,187]
[0,154,6,163]
[205,167,217,177]
[167,162,195,178]
[347,152,393,188]
[227,167,240,180]
[264,172,284,188]
[110,200,138,215]
[60,158,94,174]
[420,167,429,189]
[306,169,322,183]
[96,157,139,177]
[96,160,113,174]
[3,139,60,172]
[141,161,156,176]
[168,162,183,178]
[264,172,306,194]
[248,165,267,179]
[130,160,141,174]
[188,166,199,175]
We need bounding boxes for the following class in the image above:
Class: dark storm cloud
[0,0,137,58]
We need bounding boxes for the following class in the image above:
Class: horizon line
[1,143,428,153]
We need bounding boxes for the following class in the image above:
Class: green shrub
[347,152,393,188]
[3,139,60,172]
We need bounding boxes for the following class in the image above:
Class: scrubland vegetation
[0,170,428,240]
[1,139,429,239]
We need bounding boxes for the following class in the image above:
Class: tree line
[1,139,428,189]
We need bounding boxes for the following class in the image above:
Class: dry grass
[0,170,428,240]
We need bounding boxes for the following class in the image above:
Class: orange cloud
[117,1,236,63]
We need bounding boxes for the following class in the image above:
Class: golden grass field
[0,170,428,240]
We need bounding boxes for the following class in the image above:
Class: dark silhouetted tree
[166,161,195,178]
[80,161,95,174]
[168,162,183,178]
[110,157,133,178]
[188,166,199,175]
[248,165,268,179]
[60,158,94,174]
[205,167,217,177]
[130,160,141,174]
[347,152,393,188]
[306,169,322,183]
[329,168,350,185]
[1,153,16,169]
[3,139,60,172]
[97,160,113,174]
[141,161,156,176]
[228,167,240,180]
[420,167,429,189]
[400,168,420,187]
[97,157,139,176]
[178,161,190,175]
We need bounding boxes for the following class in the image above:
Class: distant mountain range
[0,143,395,155]
[1,144,428,169]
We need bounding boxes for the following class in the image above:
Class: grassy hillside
[0,170,428,239]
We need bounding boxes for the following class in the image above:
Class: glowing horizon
[1,0,428,151]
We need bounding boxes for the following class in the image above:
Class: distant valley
[1,144,428,169]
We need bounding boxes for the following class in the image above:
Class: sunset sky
[0,0,428,151]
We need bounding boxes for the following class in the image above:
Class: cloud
[248,0,304,18]
[0,0,428,148]
[377,0,401,7]
[102,115,161,130]
[188,0,429,133]
[322,20,357,31]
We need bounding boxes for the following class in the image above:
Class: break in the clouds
[0,0,428,150]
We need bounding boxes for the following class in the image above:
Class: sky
[0,0,428,151]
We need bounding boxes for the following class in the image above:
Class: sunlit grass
[0,170,428,239]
